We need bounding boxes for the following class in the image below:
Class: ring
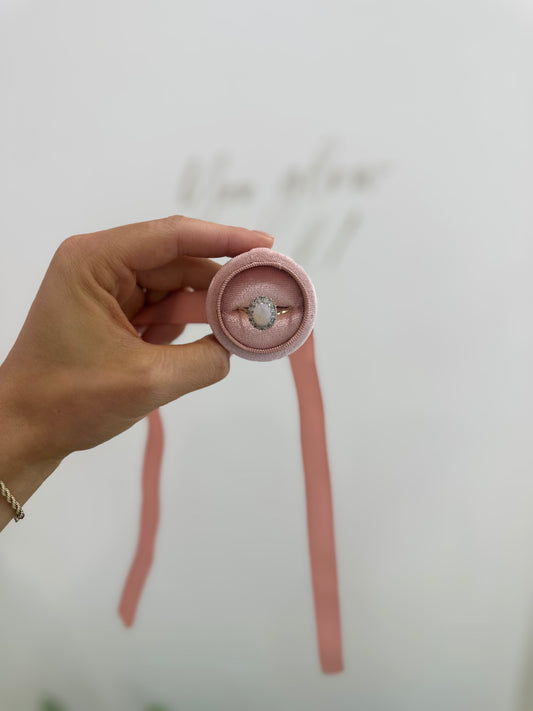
[238,296,292,330]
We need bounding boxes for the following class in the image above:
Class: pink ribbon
[118,290,343,674]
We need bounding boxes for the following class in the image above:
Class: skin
[0,214,274,531]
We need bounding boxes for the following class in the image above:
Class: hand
[0,214,274,528]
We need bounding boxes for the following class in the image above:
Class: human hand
[0,215,273,526]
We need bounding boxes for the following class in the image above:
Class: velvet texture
[121,249,343,674]
[206,248,317,361]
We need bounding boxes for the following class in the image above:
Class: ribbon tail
[118,291,208,628]
[289,333,343,674]
[118,408,164,627]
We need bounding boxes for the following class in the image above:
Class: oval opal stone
[248,296,277,330]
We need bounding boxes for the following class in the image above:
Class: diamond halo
[247,296,278,330]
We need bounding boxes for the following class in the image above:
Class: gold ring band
[238,305,292,315]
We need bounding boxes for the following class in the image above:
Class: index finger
[84,214,275,271]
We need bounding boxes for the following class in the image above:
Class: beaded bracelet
[0,480,25,521]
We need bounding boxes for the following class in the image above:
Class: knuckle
[128,354,161,403]
[53,234,86,266]
[135,351,159,388]
[167,213,186,223]
[159,213,187,230]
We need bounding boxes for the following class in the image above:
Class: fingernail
[253,230,274,242]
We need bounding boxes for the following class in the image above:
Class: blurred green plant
[40,700,65,711]
[39,698,172,710]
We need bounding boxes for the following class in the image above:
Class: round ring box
[206,248,317,362]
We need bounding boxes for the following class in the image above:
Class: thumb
[138,334,231,406]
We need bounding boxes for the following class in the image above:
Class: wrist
[0,363,62,529]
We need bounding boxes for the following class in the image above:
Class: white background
[1,0,533,709]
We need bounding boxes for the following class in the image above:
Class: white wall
[1,1,533,709]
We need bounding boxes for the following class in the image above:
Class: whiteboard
[1,0,532,709]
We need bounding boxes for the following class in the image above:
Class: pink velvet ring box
[120,246,343,674]
[206,247,317,361]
